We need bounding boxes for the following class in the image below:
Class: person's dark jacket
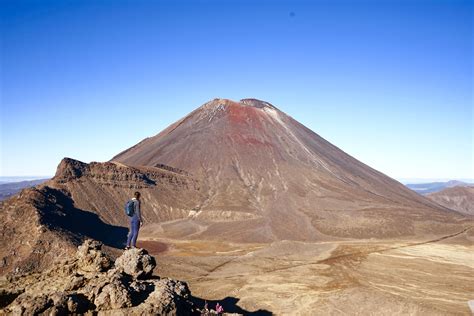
[131,198,142,222]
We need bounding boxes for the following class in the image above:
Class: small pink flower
[216,302,224,313]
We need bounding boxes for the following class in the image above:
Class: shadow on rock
[37,186,128,248]
[1,240,192,315]
[190,296,273,315]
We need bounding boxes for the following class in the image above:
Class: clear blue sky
[1,0,472,180]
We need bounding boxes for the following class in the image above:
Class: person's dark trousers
[126,219,140,248]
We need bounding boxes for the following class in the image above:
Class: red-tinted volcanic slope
[0,98,471,275]
[112,98,469,242]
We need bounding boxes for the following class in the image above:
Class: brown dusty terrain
[141,227,474,315]
[113,98,468,243]
[1,98,472,314]
[427,186,474,216]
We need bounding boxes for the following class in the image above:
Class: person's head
[134,191,141,200]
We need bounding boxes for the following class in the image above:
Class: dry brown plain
[139,227,474,315]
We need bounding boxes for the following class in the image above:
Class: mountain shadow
[190,295,272,315]
[36,186,128,248]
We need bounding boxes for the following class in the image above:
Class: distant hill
[0,179,50,201]
[0,176,51,183]
[427,186,474,216]
[405,180,473,195]
[0,98,469,275]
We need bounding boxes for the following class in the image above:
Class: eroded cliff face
[0,158,205,275]
[52,158,204,225]
[0,98,471,277]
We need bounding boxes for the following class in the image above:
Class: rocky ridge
[0,158,205,276]
[1,97,472,286]
[0,240,193,315]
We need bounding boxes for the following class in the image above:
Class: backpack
[125,200,135,217]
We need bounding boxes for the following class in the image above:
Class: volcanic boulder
[115,248,157,279]
[0,240,192,315]
[0,97,471,277]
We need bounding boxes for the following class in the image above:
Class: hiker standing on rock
[125,191,143,249]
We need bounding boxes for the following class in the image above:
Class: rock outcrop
[1,98,471,278]
[0,159,205,276]
[76,240,113,272]
[115,248,156,279]
[0,240,192,315]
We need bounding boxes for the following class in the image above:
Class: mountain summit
[112,98,465,241]
[0,98,469,276]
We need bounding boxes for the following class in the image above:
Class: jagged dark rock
[0,240,193,315]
